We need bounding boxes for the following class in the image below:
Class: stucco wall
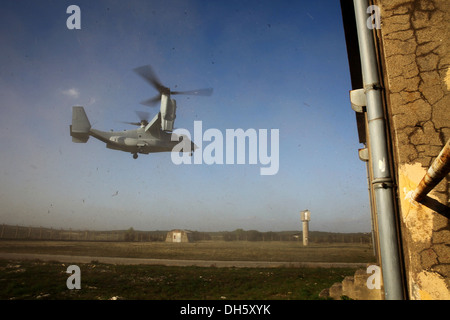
[375,0,449,299]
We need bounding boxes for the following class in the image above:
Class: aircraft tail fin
[70,106,91,143]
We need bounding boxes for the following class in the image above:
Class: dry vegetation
[0,239,375,301]
[0,259,359,300]
[0,240,375,263]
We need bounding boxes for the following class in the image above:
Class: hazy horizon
[0,222,372,235]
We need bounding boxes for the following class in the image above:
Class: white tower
[300,210,311,246]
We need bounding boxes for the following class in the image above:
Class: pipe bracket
[350,88,366,113]
[358,147,369,162]
[364,82,382,92]
[372,178,394,189]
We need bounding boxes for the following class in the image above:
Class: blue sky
[0,0,372,232]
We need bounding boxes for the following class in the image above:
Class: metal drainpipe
[353,0,405,299]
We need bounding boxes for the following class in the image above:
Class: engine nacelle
[160,95,176,131]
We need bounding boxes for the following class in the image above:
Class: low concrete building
[165,229,193,243]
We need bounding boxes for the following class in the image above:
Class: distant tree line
[0,224,371,243]
[222,229,288,241]
[222,229,372,243]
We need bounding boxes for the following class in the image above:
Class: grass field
[0,259,358,300]
[0,240,376,263]
[0,240,375,300]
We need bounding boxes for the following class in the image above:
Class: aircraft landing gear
[133,153,138,159]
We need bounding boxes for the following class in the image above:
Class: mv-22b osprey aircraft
[70,65,213,159]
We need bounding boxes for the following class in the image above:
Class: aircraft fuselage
[89,127,185,154]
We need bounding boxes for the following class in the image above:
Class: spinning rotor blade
[134,65,169,94]
[171,88,213,96]
[120,121,143,126]
[140,88,213,107]
[140,95,162,107]
[135,110,150,122]
[134,64,213,107]
[119,111,151,127]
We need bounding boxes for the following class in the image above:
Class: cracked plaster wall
[375,0,449,299]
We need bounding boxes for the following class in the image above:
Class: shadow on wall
[418,196,450,219]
